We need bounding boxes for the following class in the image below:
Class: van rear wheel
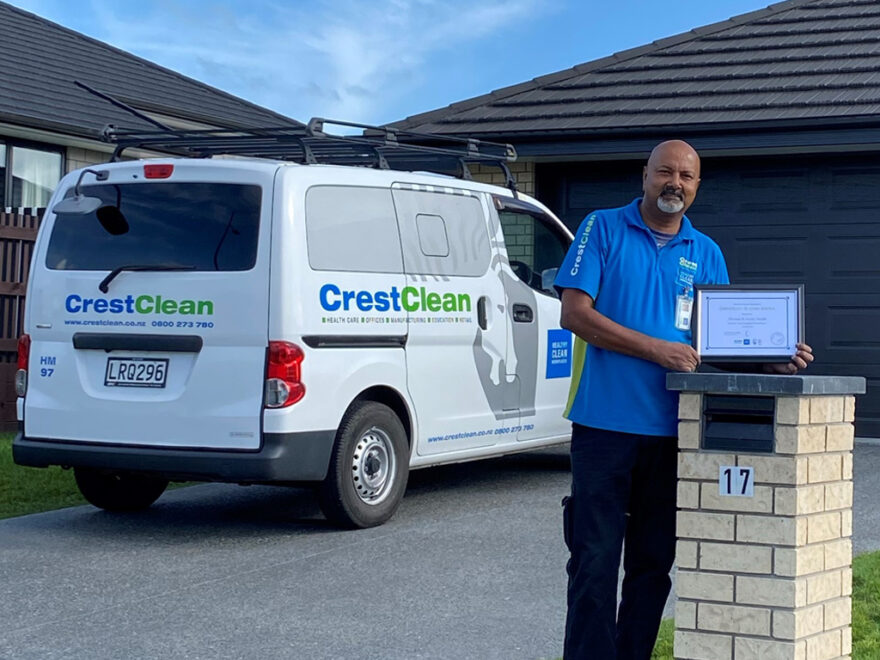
[318,401,409,529]
[74,468,168,512]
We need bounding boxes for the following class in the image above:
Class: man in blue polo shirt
[555,140,813,660]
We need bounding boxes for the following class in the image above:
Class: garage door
[538,153,880,438]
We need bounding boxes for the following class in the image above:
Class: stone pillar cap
[666,372,865,395]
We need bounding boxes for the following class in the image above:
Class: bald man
[553,141,810,659]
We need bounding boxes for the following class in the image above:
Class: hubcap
[351,427,395,505]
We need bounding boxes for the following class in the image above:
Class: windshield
[46,182,261,271]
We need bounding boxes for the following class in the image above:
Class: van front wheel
[74,468,168,512]
[318,402,409,528]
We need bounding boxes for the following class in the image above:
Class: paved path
[0,443,877,660]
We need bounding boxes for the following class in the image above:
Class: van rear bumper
[12,431,336,483]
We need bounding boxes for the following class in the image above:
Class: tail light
[264,341,305,408]
[15,334,30,397]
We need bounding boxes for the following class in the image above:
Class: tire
[74,468,168,512]
[318,401,409,529]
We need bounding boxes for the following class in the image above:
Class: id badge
[675,294,693,331]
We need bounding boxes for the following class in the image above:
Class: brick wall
[468,160,535,196]
[498,212,535,264]
[675,393,855,660]
[66,146,112,172]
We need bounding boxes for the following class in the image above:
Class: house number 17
[719,466,754,497]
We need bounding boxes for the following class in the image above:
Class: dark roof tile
[0,1,301,139]
[392,0,880,137]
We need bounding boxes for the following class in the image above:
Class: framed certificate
[692,284,804,362]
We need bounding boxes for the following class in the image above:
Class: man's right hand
[655,340,700,372]
[560,289,703,372]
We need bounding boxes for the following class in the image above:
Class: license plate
[104,357,169,388]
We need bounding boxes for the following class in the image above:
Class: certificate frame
[692,284,804,363]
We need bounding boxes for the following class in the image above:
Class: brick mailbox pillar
[666,373,866,660]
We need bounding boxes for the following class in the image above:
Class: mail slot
[701,394,775,453]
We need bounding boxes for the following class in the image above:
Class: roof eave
[0,112,104,143]
[492,115,880,160]
[432,113,880,141]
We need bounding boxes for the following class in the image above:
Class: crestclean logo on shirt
[320,283,471,313]
[570,214,596,276]
[65,294,214,315]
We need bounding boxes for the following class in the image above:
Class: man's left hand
[764,343,814,375]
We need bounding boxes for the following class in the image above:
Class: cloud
[291,0,545,122]
[15,0,550,125]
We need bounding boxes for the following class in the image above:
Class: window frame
[493,195,572,296]
[0,137,66,209]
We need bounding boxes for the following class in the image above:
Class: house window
[1,140,63,208]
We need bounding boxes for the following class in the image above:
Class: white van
[13,123,574,527]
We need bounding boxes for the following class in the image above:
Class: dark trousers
[562,424,677,660]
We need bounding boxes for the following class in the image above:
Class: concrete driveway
[0,447,572,660]
[1,443,877,660]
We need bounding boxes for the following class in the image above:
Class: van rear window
[46,183,261,271]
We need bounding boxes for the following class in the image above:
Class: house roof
[0,1,301,141]
[392,0,880,139]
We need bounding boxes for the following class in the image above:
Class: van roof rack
[71,80,519,193]
[101,117,519,192]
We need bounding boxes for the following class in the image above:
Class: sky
[9,0,775,127]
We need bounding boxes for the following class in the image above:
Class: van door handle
[477,296,488,330]
[512,304,533,323]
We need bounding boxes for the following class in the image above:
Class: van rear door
[23,161,274,451]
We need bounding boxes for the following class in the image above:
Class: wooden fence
[0,209,43,428]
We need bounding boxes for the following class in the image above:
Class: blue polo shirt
[554,198,729,436]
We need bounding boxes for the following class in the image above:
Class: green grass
[651,618,674,659]
[853,549,880,658]
[0,433,87,519]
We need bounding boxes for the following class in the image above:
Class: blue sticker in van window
[546,329,572,379]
